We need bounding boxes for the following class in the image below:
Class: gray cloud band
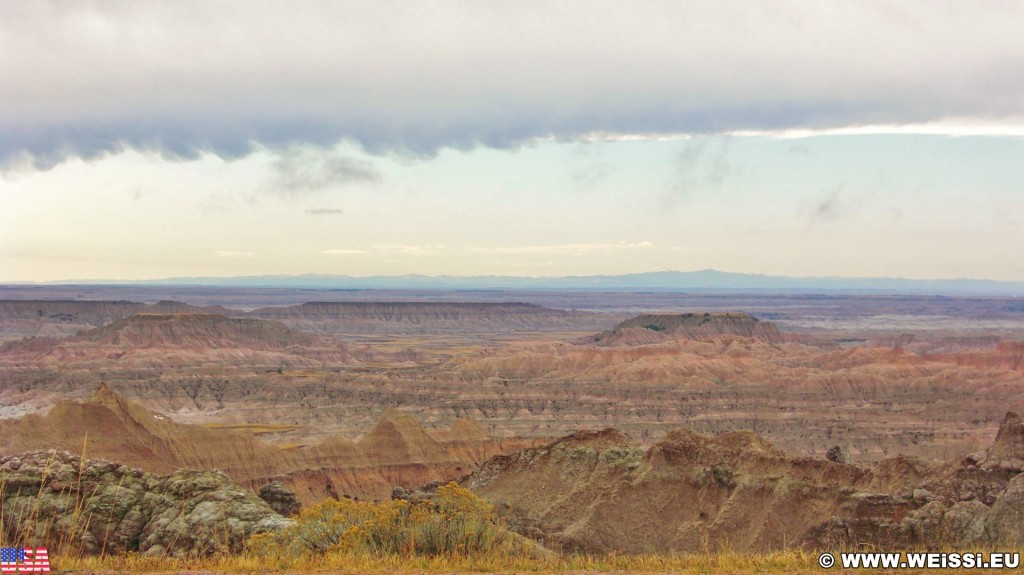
[2,1,1023,169]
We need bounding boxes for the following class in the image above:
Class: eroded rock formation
[247,301,609,335]
[0,300,608,342]
[0,450,287,556]
[259,481,301,518]
[0,313,356,367]
[0,384,544,504]
[589,312,785,346]
[462,413,1024,553]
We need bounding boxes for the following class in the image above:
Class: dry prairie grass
[54,548,1020,574]
[59,549,827,574]
[199,423,303,435]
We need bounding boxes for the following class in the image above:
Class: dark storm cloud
[3,1,1024,169]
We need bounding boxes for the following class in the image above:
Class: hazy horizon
[4,268,1023,299]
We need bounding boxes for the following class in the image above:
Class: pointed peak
[449,418,485,434]
[361,409,443,463]
[380,407,404,419]
[993,411,1023,446]
[90,382,122,403]
[982,411,1024,471]
[365,408,431,438]
[375,407,417,427]
[87,382,151,422]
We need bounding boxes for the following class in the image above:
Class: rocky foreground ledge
[0,450,288,556]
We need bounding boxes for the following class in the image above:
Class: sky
[2,1,1023,282]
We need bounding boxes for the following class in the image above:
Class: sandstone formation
[258,482,302,517]
[451,327,1024,460]
[0,300,608,342]
[0,300,221,341]
[893,412,1024,546]
[247,301,610,335]
[590,312,785,346]
[0,313,357,367]
[462,413,1024,553]
[0,450,287,556]
[0,384,544,504]
[3,304,1023,465]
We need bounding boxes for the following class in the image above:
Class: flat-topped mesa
[246,301,608,334]
[0,312,359,367]
[251,301,559,320]
[591,312,784,346]
[0,299,231,341]
[0,299,221,325]
[81,312,313,349]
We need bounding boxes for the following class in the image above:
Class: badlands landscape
[1,287,1024,565]
[8,2,1024,572]
[3,288,1023,460]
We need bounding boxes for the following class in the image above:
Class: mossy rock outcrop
[0,450,288,556]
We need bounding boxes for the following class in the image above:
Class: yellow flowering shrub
[249,482,517,558]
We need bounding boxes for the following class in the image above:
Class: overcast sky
[2,1,1023,282]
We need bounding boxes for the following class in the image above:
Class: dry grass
[199,423,303,435]
[55,548,1023,574]
[58,549,827,574]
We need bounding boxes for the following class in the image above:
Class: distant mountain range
[24,269,1024,295]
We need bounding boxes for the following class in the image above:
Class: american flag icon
[0,548,50,573]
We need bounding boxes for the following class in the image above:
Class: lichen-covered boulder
[985,473,1024,545]
[945,500,990,545]
[0,450,289,556]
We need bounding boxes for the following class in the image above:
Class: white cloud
[728,117,1024,139]
[468,241,654,255]
[371,244,447,255]
[322,245,447,256]
[214,250,255,258]
[321,248,368,255]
